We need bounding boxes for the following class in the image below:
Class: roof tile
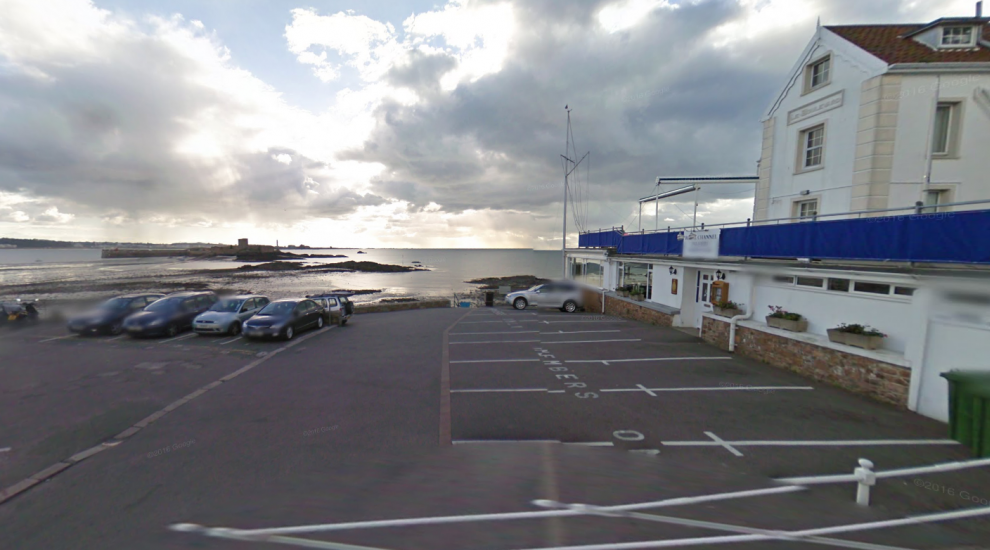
[826,24,990,64]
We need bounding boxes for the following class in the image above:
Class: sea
[0,248,564,302]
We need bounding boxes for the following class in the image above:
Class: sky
[0,0,976,248]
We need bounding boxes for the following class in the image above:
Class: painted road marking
[450,359,542,364]
[564,442,614,447]
[567,356,732,365]
[219,336,244,345]
[538,330,621,335]
[600,385,815,394]
[0,447,10,453]
[705,431,744,457]
[451,388,549,393]
[453,440,560,444]
[107,335,127,341]
[449,340,541,345]
[39,334,77,343]
[159,332,198,344]
[517,320,626,324]
[540,339,640,345]
[458,321,515,324]
[450,331,540,335]
[661,439,961,448]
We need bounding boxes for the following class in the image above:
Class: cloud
[0,0,971,245]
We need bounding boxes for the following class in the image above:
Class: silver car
[192,295,270,336]
[506,282,583,313]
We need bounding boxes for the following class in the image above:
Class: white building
[755,11,990,221]
[569,8,990,424]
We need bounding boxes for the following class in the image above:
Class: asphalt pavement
[1,307,989,550]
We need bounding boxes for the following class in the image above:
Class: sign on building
[682,229,721,259]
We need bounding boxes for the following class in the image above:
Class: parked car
[67,294,165,335]
[243,298,326,341]
[192,295,270,336]
[123,291,218,338]
[307,292,354,326]
[506,282,583,313]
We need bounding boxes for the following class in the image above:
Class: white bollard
[854,458,876,506]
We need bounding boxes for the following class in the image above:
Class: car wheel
[229,322,241,336]
[513,298,528,310]
[563,300,578,313]
[317,316,324,329]
[166,324,178,338]
[284,326,294,341]
[108,322,124,336]
[340,319,348,326]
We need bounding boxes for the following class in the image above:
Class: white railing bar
[777,456,990,485]
[581,200,990,236]
[511,504,990,550]
[168,486,804,537]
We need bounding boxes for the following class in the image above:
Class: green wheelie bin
[940,370,990,457]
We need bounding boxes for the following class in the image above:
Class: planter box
[631,294,645,302]
[827,329,884,350]
[767,316,808,333]
[713,307,742,318]
[617,290,629,298]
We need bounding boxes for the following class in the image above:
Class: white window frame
[803,54,832,94]
[940,26,976,47]
[793,198,819,220]
[797,123,826,172]
[764,274,915,302]
[921,186,955,213]
[932,101,962,158]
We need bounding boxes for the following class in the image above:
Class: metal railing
[581,199,990,237]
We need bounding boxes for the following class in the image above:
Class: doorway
[692,269,715,329]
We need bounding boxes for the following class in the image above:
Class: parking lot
[2,306,990,549]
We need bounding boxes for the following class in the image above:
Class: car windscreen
[528,285,543,291]
[258,302,295,316]
[100,297,132,310]
[209,299,242,313]
[146,298,180,312]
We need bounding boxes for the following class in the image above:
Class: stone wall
[702,316,910,407]
[581,289,675,327]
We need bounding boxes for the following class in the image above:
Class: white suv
[505,282,583,313]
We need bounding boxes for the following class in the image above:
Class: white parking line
[451,388,549,393]
[538,330,622,335]
[661,439,961,448]
[0,447,11,453]
[449,359,542,364]
[517,320,627,324]
[453,440,560,444]
[599,385,815,394]
[540,339,640,345]
[564,442,614,447]
[39,334,77,343]
[450,331,540,335]
[159,332,198,344]
[567,357,732,365]
[449,340,541,345]
[107,335,127,341]
[219,336,243,345]
[705,431,744,457]
[458,321,514,324]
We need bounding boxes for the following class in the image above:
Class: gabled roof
[826,23,990,64]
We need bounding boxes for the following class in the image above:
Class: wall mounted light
[669,266,677,275]
[715,270,726,280]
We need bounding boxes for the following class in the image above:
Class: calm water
[0,248,563,300]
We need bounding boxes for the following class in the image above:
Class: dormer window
[941,25,976,46]
[803,55,831,94]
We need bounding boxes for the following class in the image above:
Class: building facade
[755,14,990,221]
[569,10,990,424]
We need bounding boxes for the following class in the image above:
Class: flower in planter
[833,323,887,338]
[767,305,803,321]
[714,300,742,310]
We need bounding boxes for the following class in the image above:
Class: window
[804,56,831,92]
[941,26,975,46]
[800,125,825,169]
[772,275,795,284]
[854,281,891,295]
[796,277,825,288]
[894,287,916,297]
[922,189,950,213]
[932,103,956,156]
[794,199,819,220]
[828,278,850,292]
